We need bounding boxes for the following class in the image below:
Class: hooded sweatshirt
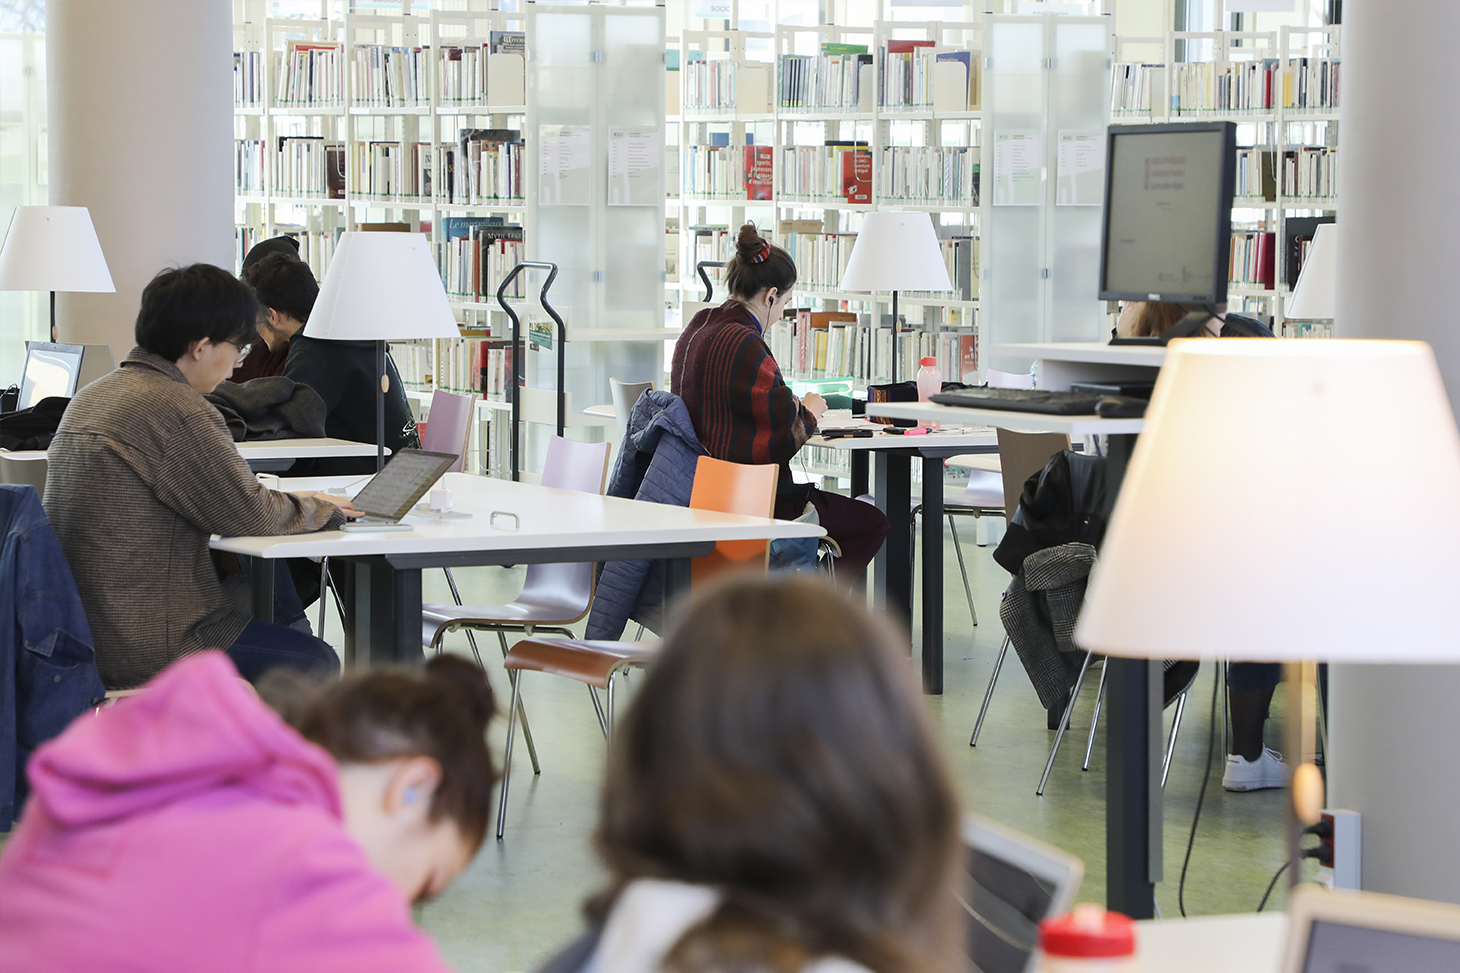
[0,652,454,973]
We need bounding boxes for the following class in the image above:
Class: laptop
[960,816,1084,973]
[338,448,459,532]
[1282,886,1460,973]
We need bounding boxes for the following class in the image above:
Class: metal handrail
[496,262,566,482]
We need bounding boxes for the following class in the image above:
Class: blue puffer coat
[584,391,706,639]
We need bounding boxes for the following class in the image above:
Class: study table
[3,437,382,473]
[211,471,824,666]
[1134,913,1286,973]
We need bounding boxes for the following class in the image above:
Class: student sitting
[0,651,496,972]
[231,236,304,381]
[43,263,358,688]
[237,249,315,379]
[542,575,964,973]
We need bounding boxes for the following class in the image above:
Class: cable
[1177,663,1222,917]
[1256,861,1290,913]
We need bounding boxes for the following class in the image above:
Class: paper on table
[539,124,591,206]
[1056,131,1105,206]
[608,127,661,206]
[993,131,1042,206]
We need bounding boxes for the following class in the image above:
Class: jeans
[225,618,339,685]
[237,557,311,632]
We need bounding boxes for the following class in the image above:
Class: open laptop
[960,816,1084,973]
[1282,886,1460,973]
[338,448,459,532]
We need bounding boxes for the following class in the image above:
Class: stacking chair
[608,378,653,458]
[0,451,49,501]
[493,455,778,838]
[910,471,1004,627]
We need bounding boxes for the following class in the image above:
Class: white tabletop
[863,400,1146,435]
[584,403,616,419]
[808,422,998,452]
[211,471,823,560]
[994,342,1169,368]
[1135,912,1286,973]
[3,438,380,463]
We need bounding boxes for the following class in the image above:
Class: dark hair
[241,251,320,324]
[134,263,261,361]
[241,234,302,271]
[724,223,796,301]
[1130,301,1191,337]
[592,575,963,973]
[262,655,499,851]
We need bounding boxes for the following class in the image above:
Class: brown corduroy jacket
[44,348,345,688]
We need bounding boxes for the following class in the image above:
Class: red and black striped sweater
[671,300,818,520]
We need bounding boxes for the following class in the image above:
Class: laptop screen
[1303,919,1460,973]
[19,342,84,410]
[350,449,459,520]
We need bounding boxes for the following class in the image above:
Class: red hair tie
[749,240,772,264]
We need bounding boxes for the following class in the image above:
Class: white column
[1329,0,1460,904]
[46,0,234,361]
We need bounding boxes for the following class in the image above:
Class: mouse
[1096,396,1146,419]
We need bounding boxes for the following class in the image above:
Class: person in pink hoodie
[0,650,498,972]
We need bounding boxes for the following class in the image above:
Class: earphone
[404,786,419,804]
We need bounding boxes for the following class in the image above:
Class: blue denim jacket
[1,485,106,830]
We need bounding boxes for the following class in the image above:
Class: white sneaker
[1222,747,1289,792]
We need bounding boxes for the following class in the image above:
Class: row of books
[246,132,526,202]
[1229,230,1275,289]
[682,145,746,198]
[1285,56,1340,112]
[875,146,978,205]
[234,51,264,107]
[234,227,338,280]
[778,47,873,112]
[354,140,432,199]
[440,219,526,300]
[912,235,977,301]
[1111,62,1163,114]
[350,45,429,107]
[276,41,344,106]
[236,140,265,194]
[683,59,767,113]
[275,137,344,198]
[1234,146,1277,199]
[436,33,524,104]
[1282,145,1336,199]
[1171,59,1280,114]
[768,315,977,384]
[779,231,857,291]
[449,130,527,203]
[776,144,872,204]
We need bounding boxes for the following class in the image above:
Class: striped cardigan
[44,349,345,688]
[671,301,817,519]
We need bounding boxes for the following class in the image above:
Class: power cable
[1177,664,1222,917]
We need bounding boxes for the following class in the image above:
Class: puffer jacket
[584,391,706,640]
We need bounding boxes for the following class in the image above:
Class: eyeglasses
[229,342,253,364]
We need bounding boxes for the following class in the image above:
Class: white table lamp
[303,231,459,470]
[0,206,115,337]
[839,212,952,382]
[1285,223,1337,321]
[1075,338,1460,885]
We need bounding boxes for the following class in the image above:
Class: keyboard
[930,387,1142,416]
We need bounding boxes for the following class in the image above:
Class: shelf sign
[694,1,731,17]
[993,131,1043,206]
[1056,131,1105,206]
[608,127,662,207]
[539,124,592,207]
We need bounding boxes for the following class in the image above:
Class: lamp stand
[1286,660,1325,893]
[376,339,386,473]
[891,289,900,383]
[49,290,56,341]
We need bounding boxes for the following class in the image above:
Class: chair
[910,470,1004,627]
[986,367,1035,390]
[609,378,653,455]
[494,455,778,838]
[0,451,49,501]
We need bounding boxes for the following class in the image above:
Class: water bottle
[1034,905,1136,973]
[916,356,941,428]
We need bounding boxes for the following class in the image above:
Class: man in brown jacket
[45,264,359,688]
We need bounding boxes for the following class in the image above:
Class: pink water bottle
[1035,905,1136,973]
[916,356,941,428]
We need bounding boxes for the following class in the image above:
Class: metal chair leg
[1083,661,1109,771]
[948,514,978,627]
[499,631,540,774]
[317,558,330,637]
[443,567,486,668]
[605,673,617,747]
[633,623,646,641]
[495,668,523,840]
[1038,651,1095,796]
[587,684,609,739]
[1162,690,1189,789]
[970,635,1011,747]
[1221,660,1230,757]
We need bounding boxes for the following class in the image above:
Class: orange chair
[493,455,779,839]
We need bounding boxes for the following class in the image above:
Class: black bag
[0,396,71,450]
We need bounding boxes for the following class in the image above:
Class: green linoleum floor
[407,522,1303,972]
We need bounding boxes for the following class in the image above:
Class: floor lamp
[1076,339,1460,906]
[839,212,952,383]
[0,206,115,338]
[302,231,459,471]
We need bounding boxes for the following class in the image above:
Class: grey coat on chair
[999,542,1097,711]
[584,390,707,640]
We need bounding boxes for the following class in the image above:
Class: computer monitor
[1099,121,1238,305]
[17,341,85,410]
[1282,886,1460,973]
[960,816,1084,973]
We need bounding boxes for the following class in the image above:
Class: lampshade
[0,206,115,293]
[1075,339,1460,663]
[1284,222,1337,320]
[303,231,459,342]
[839,212,953,293]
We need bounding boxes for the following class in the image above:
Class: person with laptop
[44,263,360,689]
[537,575,964,973]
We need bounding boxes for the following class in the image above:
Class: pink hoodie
[0,652,455,973]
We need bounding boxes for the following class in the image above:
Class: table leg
[880,452,913,632]
[249,556,275,622]
[351,558,425,666]
[850,450,869,501]
[661,557,691,614]
[920,453,944,695]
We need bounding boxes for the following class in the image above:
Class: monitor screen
[18,342,85,410]
[1099,122,1237,305]
[1303,919,1460,973]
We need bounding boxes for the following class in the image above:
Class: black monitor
[1098,121,1237,305]
[18,341,85,410]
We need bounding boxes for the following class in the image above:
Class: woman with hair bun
[0,653,497,972]
[671,224,889,580]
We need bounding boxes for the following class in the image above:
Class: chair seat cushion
[504,638,659,689]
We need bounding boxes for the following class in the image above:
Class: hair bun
[735,223,765,257]
[424,655,497,728]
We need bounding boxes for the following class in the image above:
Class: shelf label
[993,131,1043,206]
[539,124,592,206]
[1056,130,1105,206]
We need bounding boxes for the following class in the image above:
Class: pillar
[46,0,234,362]
[1329,0,1460,905]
